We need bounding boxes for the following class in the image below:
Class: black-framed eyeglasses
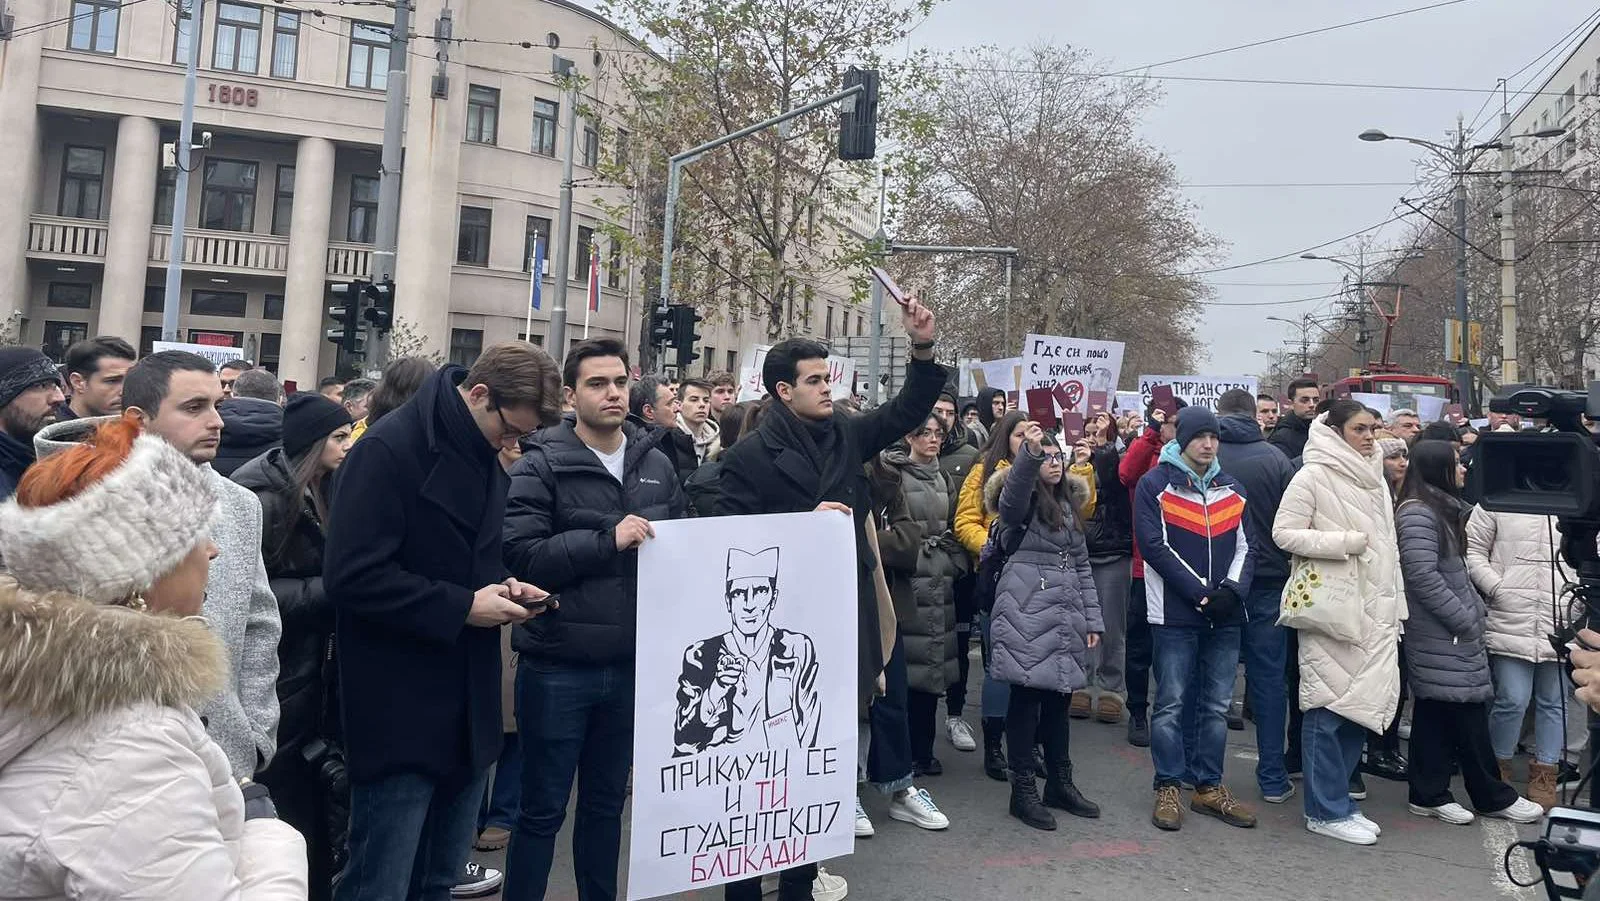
[494,406,539,444]
[1042,452,1066,463]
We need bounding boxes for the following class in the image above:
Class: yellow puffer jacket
[954,458,1009,559]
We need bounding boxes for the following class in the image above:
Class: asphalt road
[474,684,1566,901]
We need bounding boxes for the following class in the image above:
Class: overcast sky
[908,0,1592,376]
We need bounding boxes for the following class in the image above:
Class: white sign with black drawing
[628,512,858,901]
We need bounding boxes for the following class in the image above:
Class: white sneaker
[812,867,848,901]
[854,797,874,838]
[1350,811,1382,836]
[1306,816,1378,845]
[1484,797,1546,824]
[1409,802,1475,825]
[1262,783,1296,804]
[887,786,950,830]
[946,716,977,752]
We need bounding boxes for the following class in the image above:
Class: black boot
[1009,770,1057,831]
[982,717,1007,782]
[1044,759,1102,819]
[1032,745,1047,777]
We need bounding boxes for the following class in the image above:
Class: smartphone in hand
[870,266,911,307]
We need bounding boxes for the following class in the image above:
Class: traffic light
[669,303,703,371]
[327,280,366,356]
[649,304,674,346]
[362,278,395,333]
[838,67,880,161]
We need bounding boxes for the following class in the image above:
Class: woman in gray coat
[1396,440,1542,827]
[988,423,1103,830]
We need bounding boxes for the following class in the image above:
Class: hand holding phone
[871,266,910,307]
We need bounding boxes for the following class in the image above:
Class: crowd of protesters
[0,305,1596,901]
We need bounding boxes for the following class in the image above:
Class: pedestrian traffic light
[838,67,880,162]
[669,303,703,371]
[327,280,366,356]
[362,278,395,333]
[649,304,674,346]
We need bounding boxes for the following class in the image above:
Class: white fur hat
[0,432,217,604]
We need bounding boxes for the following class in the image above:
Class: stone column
[0,13,47,323]
[99,116,161,342]
[278,136,336,388]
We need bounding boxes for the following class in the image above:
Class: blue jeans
[335,768,490,901]
[979,612,1010,719]
[1490,655,1568,765]
[1242,583,1289,795]
[1303,706,1365,821]
[504,660,634,901]
[866,633,914,793]
[1150,624,1241,789]
[479,732,521,831]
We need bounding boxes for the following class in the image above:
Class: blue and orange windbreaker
[1133,441,1255,629]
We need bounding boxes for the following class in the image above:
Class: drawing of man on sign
[674,547,820,756]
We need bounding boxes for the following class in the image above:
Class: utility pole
[1452,115,1473,409]
[161,0,204,341]
[363,0,409,367]
[1498,110,1520,384]
[545,55,578,366]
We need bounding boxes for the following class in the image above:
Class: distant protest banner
[736,346,855,402]
[153,340,241,368]
[968,357,1021,393]
[1137,375,1259,412]
[1019,334,1125,417]
[628,512,858,900]
[1115,391,1143,414]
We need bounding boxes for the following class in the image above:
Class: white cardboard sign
[1137,375,1259,412]
[1019,334,1125,415]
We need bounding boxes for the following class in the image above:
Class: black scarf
[761,400,854,504]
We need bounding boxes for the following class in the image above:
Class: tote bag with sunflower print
[1276,556,1364,642]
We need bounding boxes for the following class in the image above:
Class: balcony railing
[326,242,372,279]
[28,215,107,259]
[149,226,291,273]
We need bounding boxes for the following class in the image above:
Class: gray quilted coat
[1396,496,1493,703]
[985,445,1104,694]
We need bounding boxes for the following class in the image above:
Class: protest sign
[1115,391,1143,414]
[1415,395,1447,423]
[1350,392,1392,419]
[736,346,855,402]
[969,357,1022,393]
[629,512,858,900]
[153,340,242,368]
[1137,375,1259,412]
[1019,334,1125,418]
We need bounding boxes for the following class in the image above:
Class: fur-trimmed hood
[983,464,1089,518]
[0,584,226,744]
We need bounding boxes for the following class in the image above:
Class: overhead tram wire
[1466,6,1600,136]
[7,0,160,40]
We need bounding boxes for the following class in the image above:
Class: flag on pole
[528,238,545,310]
[588,247,601,312]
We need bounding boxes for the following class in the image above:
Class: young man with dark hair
[324,341,557,901]
[502,337,686,901]
[215,368,284,477]
[218,358,253,399]
[59,335,136,419]
[1255,393,1279,436]
[629,374,698,480]
[1268,377,1320,459]
[319,375,347,403]
[716,298,945,901]
[0,347,64,497]
[678,377,719,463]
[706,369,737,418]
[122,350,282,780]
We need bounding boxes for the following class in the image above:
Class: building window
[607,239,623,289]
[1583,72,1592,96]
[581,123,599,168]
[271,165,294,236]
[457,206,491,266]
[144,284,164,312]
[524,215,552,271]
[348,22,389,90]
[43,321,89,362]
[59,146,105,219]
[615,128,631,166]
[200,159,258,232]
[857,313,865,336]
[703,347,716,376]
[269,11,299,78]
[466,85,499,144]
[139,325,162,356]
[48,283,93,309]
[173,0,195,63]
[154,164,177,226]
[263,293,284,320]
[212,2,262,74]
[189,328,243,346]
[824,306,834,339]
[532,99,558,156]
[348,175,378,243]
[67,0,119,53]
[258,332,281,371]
[449,328,483,366]
[190,290,248,317]
[575,226,594,281]
[726,350,736,373]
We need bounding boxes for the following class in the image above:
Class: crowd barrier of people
[0,316,1597,901]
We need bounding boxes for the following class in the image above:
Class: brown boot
[1095,695,1124,724]
[1191,784,1257,828]
[1069,692,1092,719]
[1498,758,1514,785]
[1151,784,1184,831]
[1529,762,1559,811]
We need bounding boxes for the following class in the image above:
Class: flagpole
[584,247,597,339]
[524,239,545,343]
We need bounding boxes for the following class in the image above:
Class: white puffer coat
[1271,413,1406,733]
[1465,507,1572,664]
[0,586,308,900]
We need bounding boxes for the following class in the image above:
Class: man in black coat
[715,297,944,901]
[1266,376,1320,460]
[629,373,698,483]
[214,368,284,476]
[1215,389,1297,805]
[323,343,559,901]
[501,337,687,901]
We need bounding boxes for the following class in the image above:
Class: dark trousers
[1407,698,1519,812]
[1005,686,1069,776]
[1126,578,1152,717]
[866,634,914,790]
[504,660,634,901]
[947,619,973,717]
[1286,629,1303,771]
[908,689,940,767]
[724,864,817,901]
[335,768,489,901]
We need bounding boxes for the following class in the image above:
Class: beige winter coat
[1271,414,1406,733]
[1465,507,1572,664]
[0,585,308,900]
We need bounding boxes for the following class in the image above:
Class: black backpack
[973,500,1033,614]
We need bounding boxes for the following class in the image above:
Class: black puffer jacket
[1080,444,1132,562]
[505,418,688,665]
[216,397,283,476]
